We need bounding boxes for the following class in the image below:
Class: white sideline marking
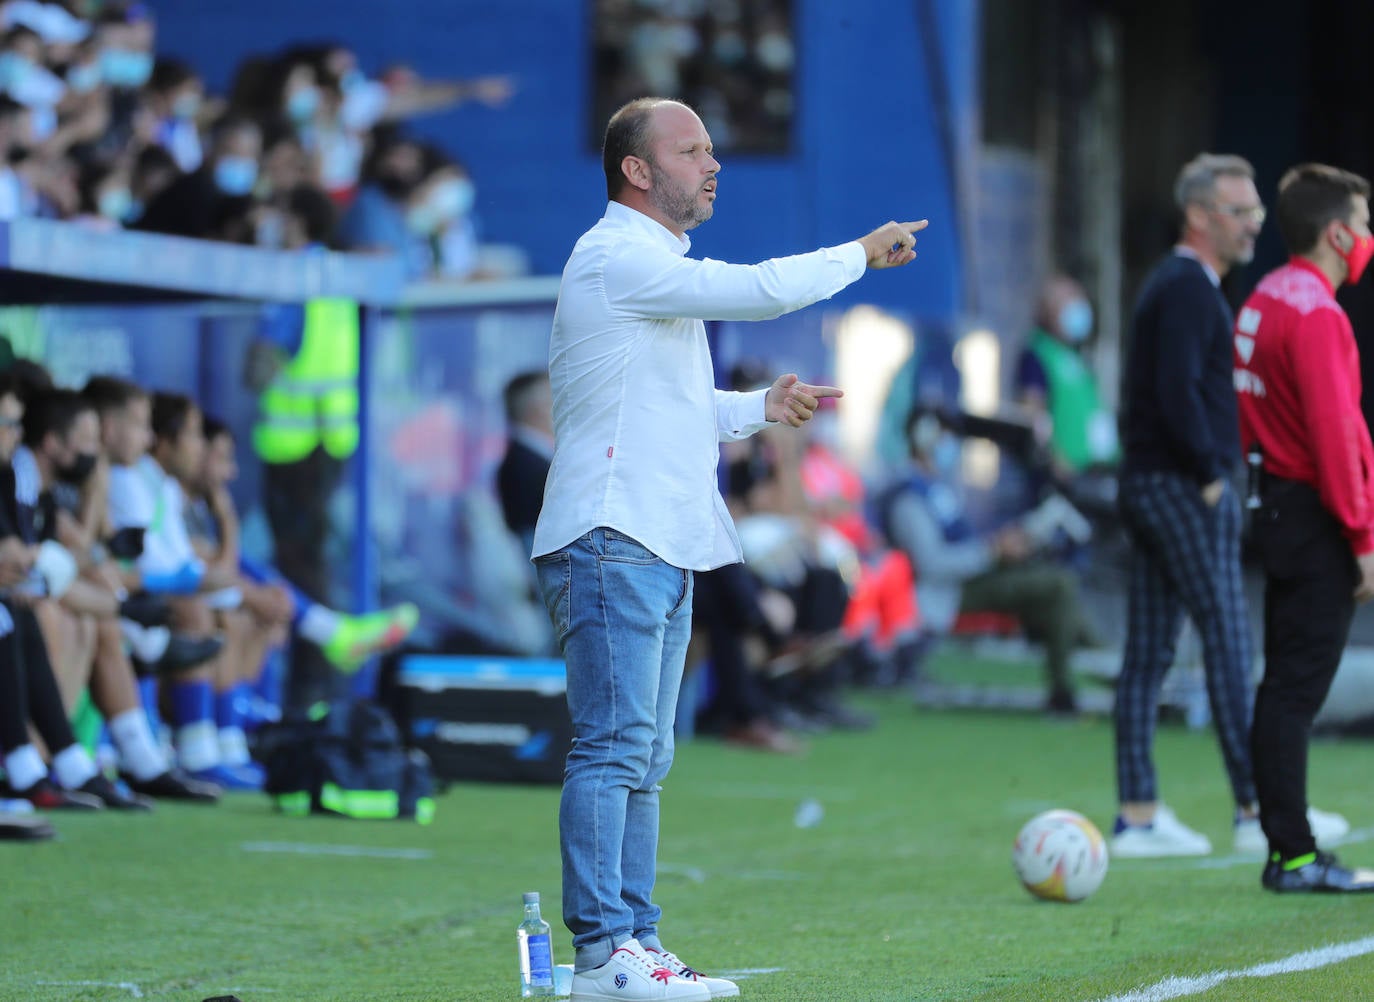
[36,982,143,998]
[658,862,707,883]
[718,967,785,981]
[658,862,804,884]
[712,783,857,802]
[1093,935,1374,1002]
[240,841,432,860]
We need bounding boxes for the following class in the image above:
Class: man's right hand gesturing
[859,219,930,269]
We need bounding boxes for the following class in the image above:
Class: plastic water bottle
[517,891,555,997]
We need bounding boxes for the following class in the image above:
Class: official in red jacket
[1235,163,1374,893]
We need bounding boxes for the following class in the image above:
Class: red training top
[1234,257,1374,556]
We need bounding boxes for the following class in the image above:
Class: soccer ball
[1012,809,1108,903]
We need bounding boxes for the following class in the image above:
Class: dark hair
[134,142,178,178]
[502,370,548,423]
[0,95,24,126]
[9,358,53,402]
[23,388,95,448]
[76,160,122,215]
[362,127,425,198]
[228,53,275,115]
[0,371,21,405]
[602,97,681,200]
[149,56,197,95]
[1275,163,1372,256]
[151,391,198,444]
[2,25,40,49]
[82,374,147,416]
[285,183,335,247]
[201,413,232,441]
[209,112,261,153]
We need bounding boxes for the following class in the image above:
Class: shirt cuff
[838,240,868,276]
[741,386,770,430]
[1351,528,1374,558]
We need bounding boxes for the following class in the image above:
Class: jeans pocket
[534,551,572,639]
[598,528,659,565]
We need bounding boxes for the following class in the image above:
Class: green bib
[1028,329,1118,472]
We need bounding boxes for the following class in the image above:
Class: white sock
[120,619,170,663]
[218,726,250,767]
[175,720,220,773]
[51,743,98,789]
[108,708,168,782]
[3,744,48,791]
[297,604,340,646]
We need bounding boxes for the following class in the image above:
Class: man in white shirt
[532,97,926,1002]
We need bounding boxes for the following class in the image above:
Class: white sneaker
[1309,806,1351,846]
[1109,804,1212,858]
[1233,807,1352,854]
[1233,816,1266,854]
[571,939,712,1002]
[645,946,739,999]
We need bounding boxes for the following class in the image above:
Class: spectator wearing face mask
[336,131,435,278]
[137,112,262,240]
[415,145,480,280]
[0,26,64,141]
[0,96,37,219]
[145,56,208,173]
[878,404,1089,715]
[1014,273,1119,477]
[73,3,152,163]
[74,159,136,229]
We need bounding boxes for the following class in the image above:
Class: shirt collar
[1172,245,1221,287]
[1288,255,1336,295]
[604,200,691,257]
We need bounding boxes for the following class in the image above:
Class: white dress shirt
[532,200,868,571]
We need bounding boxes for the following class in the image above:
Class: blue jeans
[534,528,694,971]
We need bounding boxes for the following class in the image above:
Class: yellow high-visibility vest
[252,298,360,465]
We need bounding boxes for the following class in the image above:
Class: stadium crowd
[0,0,517,280]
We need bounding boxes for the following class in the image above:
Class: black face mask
[58,452,98,485]
[376,172,414,200]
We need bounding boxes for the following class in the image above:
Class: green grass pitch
[4,664,1374,1001]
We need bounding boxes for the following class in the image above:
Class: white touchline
[36,982,143,998]
[240,841,432,860]
[718,967,785,981]
[1093,935,1374,1002]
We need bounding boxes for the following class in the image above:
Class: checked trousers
[1115,471,1256,807]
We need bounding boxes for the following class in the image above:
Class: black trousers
[1251,478,1357,859]
[262,447,346,713]
[262,446,344,606]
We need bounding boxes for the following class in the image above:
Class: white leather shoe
[1110,804,1212,858]
[645,946,739,999]
[570,939,711,1002]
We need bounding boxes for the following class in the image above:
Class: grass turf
[3,672,1374,1001]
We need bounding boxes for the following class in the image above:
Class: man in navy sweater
[1112,153,1267,858]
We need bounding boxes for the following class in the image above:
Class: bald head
[604,98,679,200]
[602,98,719,236]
